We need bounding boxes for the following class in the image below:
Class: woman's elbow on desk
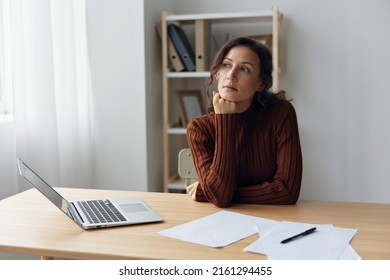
[195,186,233,208]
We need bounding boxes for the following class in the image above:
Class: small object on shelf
[176,90,205,126]
[168,23,196,72]
[248,34,273,50]
[156,23,185,72]
[195,19,211,71]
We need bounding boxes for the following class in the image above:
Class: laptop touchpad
[119,203,148,213]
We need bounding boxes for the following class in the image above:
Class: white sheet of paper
[266,244,361,260]
[158,210,278,248]
[244,221,359,259]
[337,244,362,260]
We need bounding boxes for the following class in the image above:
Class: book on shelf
[195,19,211,71]
[168,23,196,72]
[167,37,185,72]
[156,23,185,72]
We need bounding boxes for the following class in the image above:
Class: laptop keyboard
[77,200,127,224]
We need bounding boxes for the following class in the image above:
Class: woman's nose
[226,68,237,81]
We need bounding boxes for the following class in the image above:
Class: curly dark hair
[206,36,286,113]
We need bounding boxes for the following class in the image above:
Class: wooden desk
[0,188,389,260]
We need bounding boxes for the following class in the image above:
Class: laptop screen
[17,158,69,215]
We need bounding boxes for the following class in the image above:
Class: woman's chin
[219,93,236,102]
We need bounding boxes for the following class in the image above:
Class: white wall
[87,0,148,191]
[86,0,169,192]
[143,0,174,192]
[171,0,390,203]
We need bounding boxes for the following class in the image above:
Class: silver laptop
[17,158,163,229]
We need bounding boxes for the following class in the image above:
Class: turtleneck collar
[236,102,258,125]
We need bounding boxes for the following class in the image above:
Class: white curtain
[10,0,92,190]
[0,0,13,116]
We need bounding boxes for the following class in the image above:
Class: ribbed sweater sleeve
[187,113,240,207]
[187,100,302,207]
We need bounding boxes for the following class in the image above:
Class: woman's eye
[241,67,250,73]
[222,63,230,68]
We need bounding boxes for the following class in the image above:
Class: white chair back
[178,148,197,186]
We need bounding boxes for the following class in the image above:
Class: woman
[186,36,302,208]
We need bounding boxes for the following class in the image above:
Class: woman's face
[217,45,262,105]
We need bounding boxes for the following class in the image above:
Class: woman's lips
[223,85,237,91]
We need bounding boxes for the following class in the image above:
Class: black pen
[280,227,317,244]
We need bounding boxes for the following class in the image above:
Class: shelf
[168,175,186,191]
[167,71,210,78]
[167,127,186,134]
[166,11,273,23]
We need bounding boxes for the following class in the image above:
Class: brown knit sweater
[187,99,302,208]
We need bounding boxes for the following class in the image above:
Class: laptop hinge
[68,202,85,228]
